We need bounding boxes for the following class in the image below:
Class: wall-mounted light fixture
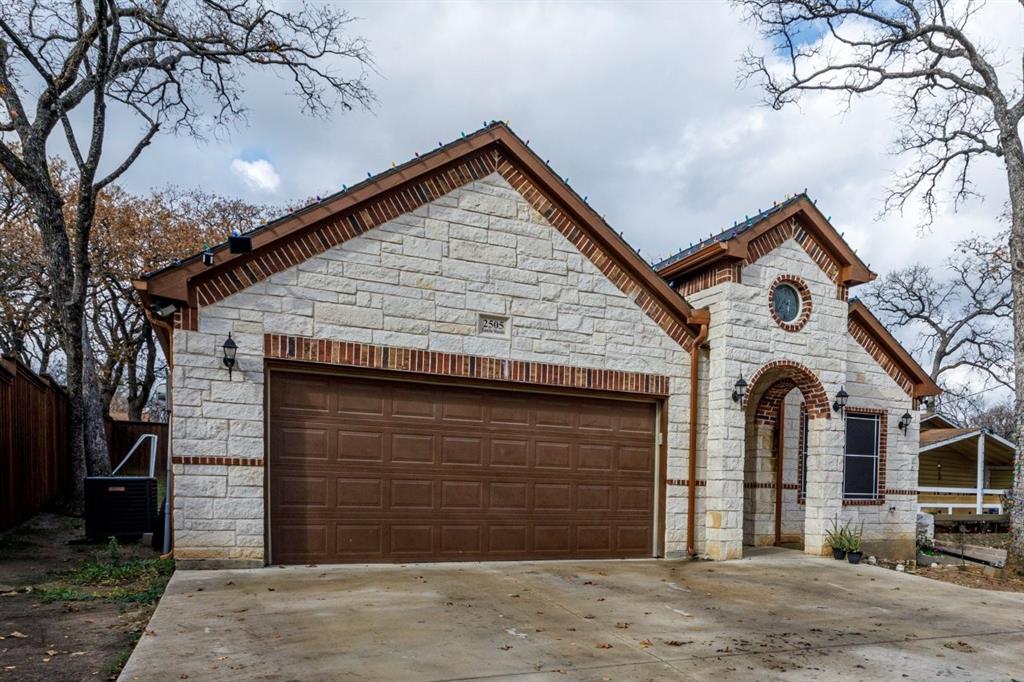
[222,333,238,380]
[832,386,849,414]
[936,463,942,481]
[732,374,747,403]
[898,411,912,435]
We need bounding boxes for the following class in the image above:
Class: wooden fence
[106,419,168,476]
[0,355,169,532]
[0,356,70,532]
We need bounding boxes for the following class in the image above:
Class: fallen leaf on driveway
[595,643,613,649]
[639,640,653,648]
[615,622,630,629]
[663,640,693,646]
[9,632,27,638]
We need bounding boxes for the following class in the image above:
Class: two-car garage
[267,369,660,565]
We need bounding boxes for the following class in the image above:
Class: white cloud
[231,158,281,193]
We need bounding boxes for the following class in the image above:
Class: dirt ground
[934,532,1010,549]
[917,562,1024,593]
[0,514,172,681]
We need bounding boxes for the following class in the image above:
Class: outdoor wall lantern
[222,333,238,379]
[898,411,912,435]
[832,386,849,413]
[936,463,943,481]
[732,374,747,403]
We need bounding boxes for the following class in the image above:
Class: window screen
[844,413,880,499]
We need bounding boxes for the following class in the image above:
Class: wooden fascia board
[140,124,702,337]
[849,300,941,398]
[143,127,509,303]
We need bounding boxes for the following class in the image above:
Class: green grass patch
[39,586,96,603]
[61,555,174,586]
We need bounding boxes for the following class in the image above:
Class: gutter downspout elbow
[687,321,709,557]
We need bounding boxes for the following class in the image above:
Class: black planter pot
[832,547,847,560]
[847,551,863,565]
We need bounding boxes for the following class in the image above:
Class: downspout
[687,322,709,557]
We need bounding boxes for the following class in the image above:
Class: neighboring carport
[120,549,1024,681]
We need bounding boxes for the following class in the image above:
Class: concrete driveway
[120,548,1024,681]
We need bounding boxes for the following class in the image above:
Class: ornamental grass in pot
[825,516,849,560]
[846,523,864,564]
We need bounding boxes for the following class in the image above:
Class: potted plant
[825,516,848,560]
[846,523,864,564]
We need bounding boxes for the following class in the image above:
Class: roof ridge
[652,193,809,271]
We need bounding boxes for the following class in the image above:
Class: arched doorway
[741,361,831,549]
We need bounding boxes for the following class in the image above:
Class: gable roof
[921,412,959,431]
[653,194,875,287]
[136,122,707,354]
[919,427,1016,464]
[847,299,941,399]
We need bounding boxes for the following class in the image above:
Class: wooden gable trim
[848,299,941,400]
[137,124,701,350]
[658,197,875,294]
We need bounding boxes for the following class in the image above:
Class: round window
[772,283,801,323]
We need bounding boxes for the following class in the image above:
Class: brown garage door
[268,371,657,564]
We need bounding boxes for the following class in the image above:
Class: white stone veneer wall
[170,172,694,565]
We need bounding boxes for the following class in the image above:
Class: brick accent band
[172,456,264,467]
[177,148,696,353]
[744,359,831,420]
[265,334,671,396]
[848,316,916,396]
[494,156,695,352]
[667,479,706,487]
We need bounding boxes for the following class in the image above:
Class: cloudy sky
[108,0,1019,279]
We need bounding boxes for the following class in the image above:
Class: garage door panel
[390,525,434,554]
[391,432,434,464]
[336,525,383,556]
[490,439,529,467]
[337,429,384,463]
[336,478,383,509]
[440,525,482,554]
[277,476,329,508]
[277,427,329,462]
[535,441,572,469]
[489,525,528,553]
[534,525,571,552]
[269,372,656,564]
[440,436,484,465]
[441,480,483,510]
[489,482,528,511]
[390,479,434,509]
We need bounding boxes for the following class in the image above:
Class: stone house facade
[137,123,939,568]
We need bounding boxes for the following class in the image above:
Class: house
[917,413,1015,516]
[135,122,940,568]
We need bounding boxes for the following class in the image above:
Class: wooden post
[975,431,985,514]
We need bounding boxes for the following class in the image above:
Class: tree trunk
[1005,130,1024,575]
[82,330,111,476]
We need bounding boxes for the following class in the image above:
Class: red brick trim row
[753,378,797,426]
[265,334,671,396]
[674,263,741,298]
[847,316,916,396]
[667,479,706,487]
[174,150,499,328]
[767,274,812,332]
[172,456,264,467]
[495,156,695,352]
[744,359,830,420]
[747,217,840,282]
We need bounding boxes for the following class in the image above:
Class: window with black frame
[843,412,881,499]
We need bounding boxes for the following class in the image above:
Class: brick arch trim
[743,359,830,421]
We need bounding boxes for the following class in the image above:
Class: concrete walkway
[120,548,1024,681]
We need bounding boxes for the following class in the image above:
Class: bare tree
[862,231,1012,418]
[734,0,1024,571]
[0,0,374,509]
